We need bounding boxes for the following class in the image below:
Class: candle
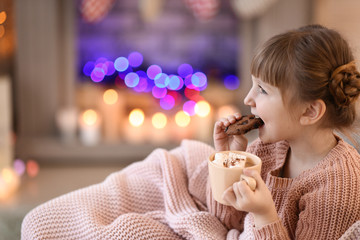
[79,109,101,146]
[0,76,12,170]
[101,89,125,143]
[194,100,213,143]
[170,111,192,142]
[0,167,20,201]
[55,107,78,144]
[124,108,146,144]
[149,112,168,145]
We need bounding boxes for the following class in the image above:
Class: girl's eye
[258,85,267,94]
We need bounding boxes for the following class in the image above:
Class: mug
[208,151,262,205]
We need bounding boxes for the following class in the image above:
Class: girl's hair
[251,24,360,136]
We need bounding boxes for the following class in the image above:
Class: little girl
[212,24,360,239]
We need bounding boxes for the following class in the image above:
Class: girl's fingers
[227,115,237,124]
[243,169,264,188]
[234,112,242,119]
[222,186,236,204]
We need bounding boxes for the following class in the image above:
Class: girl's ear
[299,99,326,125]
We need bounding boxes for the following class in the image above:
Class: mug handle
[240,174,257,191]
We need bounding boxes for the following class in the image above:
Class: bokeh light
[152,86,167,99]
[154,73,169,88]
[224,75,240,90]
[103,89,118,105]
[128,51,143,68]
[184,87,202,101]
[90,67,105,82]
[0,11,6,25]
[13,159,26,176]
[133,76,148,92]
[160,95,175,110]
[152,112,167,129]
[125,72,140,88]
[82,109,98,126]
[177,63,193,78]
[83,61,95,76]
[114,57,129,72]
[129,109,145,127]
[1,168,19,184]
[26,160,40,178]
[175,111,191,127]
[195,100,211,117]
[147,65,162,79]
[105,61,116,76]
[167,75,183,90]
[191,72,207,88]
[167,91,183,106]
[183,100,197,116]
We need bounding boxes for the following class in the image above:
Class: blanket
[21,140,229,239]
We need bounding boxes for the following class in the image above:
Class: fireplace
[13,0,312,164]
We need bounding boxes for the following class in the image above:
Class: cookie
[225,115,264,135]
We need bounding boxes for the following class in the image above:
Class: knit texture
[21,138,360,239]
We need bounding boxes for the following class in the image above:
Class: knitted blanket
[21,140,229,240]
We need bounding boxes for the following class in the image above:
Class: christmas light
[129,109,145,127]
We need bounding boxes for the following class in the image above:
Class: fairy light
[0,11,6,25]
[13,159,26,176]
[103,89,118,105]
[183,100,197,116]
[152,112,167,129]
[114,57,129,72]
[195,100,211,117]
[175,111,191,127]
[129,109,145,127]
[26,160,40,178]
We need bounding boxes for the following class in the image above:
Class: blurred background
[1,0,360,238]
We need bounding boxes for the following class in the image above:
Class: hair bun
[329,61,360,107]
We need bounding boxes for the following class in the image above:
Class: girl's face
[244,76,302,143]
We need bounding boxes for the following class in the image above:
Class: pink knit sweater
[21,138,360,239]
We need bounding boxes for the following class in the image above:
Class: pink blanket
[21,140,229,239]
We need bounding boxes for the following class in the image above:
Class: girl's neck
[282,129,337,178]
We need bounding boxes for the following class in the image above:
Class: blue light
[191,72,207,88]
[83,61,95,76]
[154,73,170,88]
[124,72,140,88]
[177,63,193,78]
[167,75,183,90]
[114,57,129,72]
[224,75,240,90]
[128,51,143,68]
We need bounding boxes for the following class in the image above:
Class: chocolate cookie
[225,115,264,135]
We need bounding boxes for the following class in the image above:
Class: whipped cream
[213,152,246,168]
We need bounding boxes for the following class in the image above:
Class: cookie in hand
[225,115,264,135]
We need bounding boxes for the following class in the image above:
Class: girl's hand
[213,112,248,152]
[222,169,279,228]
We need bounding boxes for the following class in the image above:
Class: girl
[213,24,360,239]
[22,24,360,240]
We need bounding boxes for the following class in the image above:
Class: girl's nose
[243,90,254,107]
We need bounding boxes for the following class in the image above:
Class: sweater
[21,138,360,239]
[216,136,360,239]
